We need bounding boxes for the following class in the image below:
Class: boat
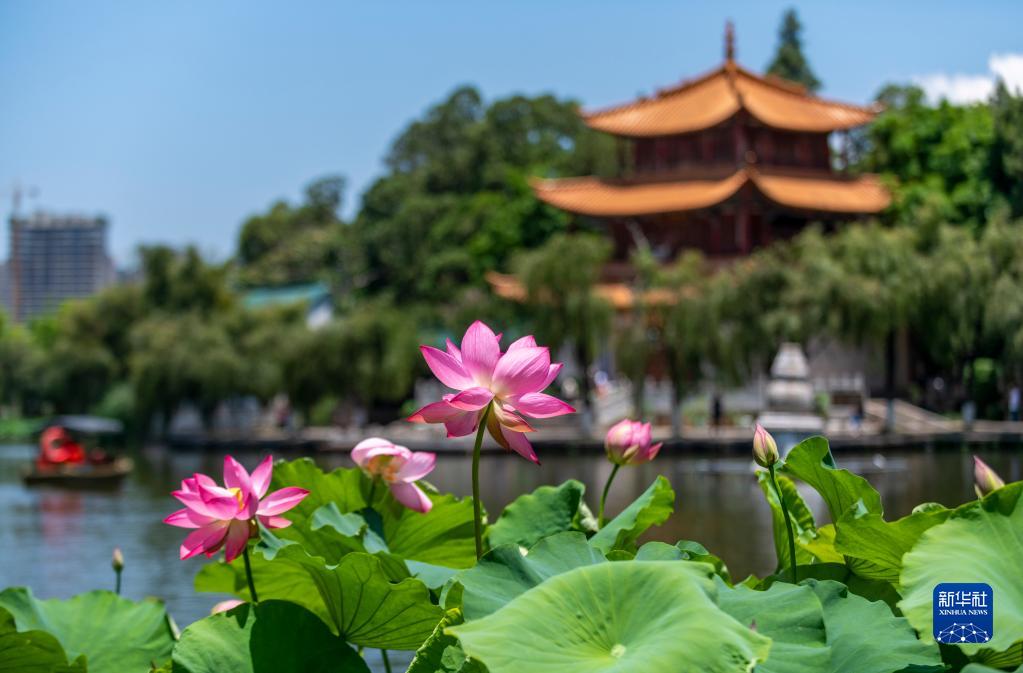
[22,457,134,488]
[22,416,131,488]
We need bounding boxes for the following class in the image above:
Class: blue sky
[2,1,1021,265]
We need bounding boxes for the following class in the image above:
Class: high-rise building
[3,212,115,321]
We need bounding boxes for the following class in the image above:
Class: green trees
[236,176,348,287]
[346,86,614,303]
[0,313,45,415]
[991,81,1023,217]
[863,85,996,230]
[765,9,821,91]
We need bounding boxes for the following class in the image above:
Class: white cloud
[913,53,1023,104]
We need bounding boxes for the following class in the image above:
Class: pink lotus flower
[164,455,309,562]
[352,437,435,513]
[605,419,662,465]
[408,321,574,463]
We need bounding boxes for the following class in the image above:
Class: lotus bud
[753,424,779,468]
[211,599,245,615]
[112,547,124,572]
[605,420,662,466]
[973,456,1005,498]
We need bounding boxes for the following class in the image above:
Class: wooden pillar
[841,131,850,173]
[732,114,748,167]
[737,197,751,254]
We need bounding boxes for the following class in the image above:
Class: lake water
[3,441,1020,634]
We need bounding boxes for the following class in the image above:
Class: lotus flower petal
[540,362,563,390]
[449,387,496,411]
[506,335,537,351]
[395,451,436,482]
[444,409,481,437]
[492,346,551,396]
[460,321,501,385]
[257,487,310,516]
[180,521,230,560]
[507,392,576,418]
[223,520,252,563]
[249,455,273,499]
[421,345,474,390]
[389,481,433,513]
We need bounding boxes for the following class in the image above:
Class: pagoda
[529,24,889,276]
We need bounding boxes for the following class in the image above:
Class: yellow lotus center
[610,644,626,658]
[366,455,400,483]
[227,487,246,511]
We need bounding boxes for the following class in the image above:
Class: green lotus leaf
[758,563,902,610]
[675,540,732,580]
[449,561,771,673]
[457,531,606,620]
[833,504,950,583]
[194,551,336,623]
[197,546,441,649]
[0,606,86,673]
[632,541,684,560]
[381,493,478,569]
[757,470,818,569]
[780,436,882,520]
[171,600,368,673]
[962,664,1023,673]
[807,579,942,673]
[271,457,477,571]
[588,476,674,553]
[0,588,175,673]
[605,540,732,580]
[270,458,366,524]
[779,437,948,582]
[796,524,844,564]
[899,483,1023,656]
[406,608,485,673]
[971,639,1023,670]
[716,580,830,673]
[488,480,593,549]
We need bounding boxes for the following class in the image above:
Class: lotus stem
[598,463,621,527]
[243,545,260,603]
[114,569,122,596]
[381,649,393,673]
[769,464,798,584]
[471,404,492,560]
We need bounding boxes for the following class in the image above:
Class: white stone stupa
[756,343,824,433]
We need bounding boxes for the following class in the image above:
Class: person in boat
[36,426,87,469]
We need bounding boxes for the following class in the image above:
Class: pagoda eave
[531,168,891,218]
[584,62,879,137]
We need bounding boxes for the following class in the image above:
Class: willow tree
[514,232,612,426]
[815,223,923,430]
[615,242,659,420]
[657,252,714,437]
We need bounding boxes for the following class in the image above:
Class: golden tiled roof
[486,271,676,310]
[585,62,878,137]
[531,168,890,217]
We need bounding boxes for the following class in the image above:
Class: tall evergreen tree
[991,80,1023,217]
[766,9,821,92]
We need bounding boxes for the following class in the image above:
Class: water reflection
[3,442,1020,629]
